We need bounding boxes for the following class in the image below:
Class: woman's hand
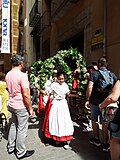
[40,89,47,95]
[29,108,34,118]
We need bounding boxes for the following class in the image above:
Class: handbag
[102,101,120,132]
[102,102,119,122]
[71,79,79,94]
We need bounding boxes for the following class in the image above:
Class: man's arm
[86,81,93,101]
[85,81,93,109]
[22,88,34,116]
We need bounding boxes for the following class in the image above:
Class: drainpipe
[103,0,107,57]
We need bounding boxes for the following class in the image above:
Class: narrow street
[0,1,119,159]
[0,105,110,160]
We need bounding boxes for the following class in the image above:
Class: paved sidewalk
[0,107,110,160]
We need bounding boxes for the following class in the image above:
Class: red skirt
[42,97,73,142]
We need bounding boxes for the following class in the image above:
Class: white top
[50,81,70,100]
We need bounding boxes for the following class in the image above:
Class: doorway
[60,31,84,55]
[59,31,84,71]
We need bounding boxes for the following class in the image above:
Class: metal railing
[29,0,41,27]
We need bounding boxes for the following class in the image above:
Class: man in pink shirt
[5,55,35,159]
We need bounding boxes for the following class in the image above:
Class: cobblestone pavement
[0,106,110,160]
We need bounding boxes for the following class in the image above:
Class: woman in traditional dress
[42,72,74,149]
[37,72,57,116]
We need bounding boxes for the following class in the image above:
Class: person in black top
[83,63,98,132]
[85,57,117,152]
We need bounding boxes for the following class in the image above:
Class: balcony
[29,0,41,27]
[51,0,79,22]
[30,23,41,37]
[37,11,50,36]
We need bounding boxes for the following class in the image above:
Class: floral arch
[29,48,87,94]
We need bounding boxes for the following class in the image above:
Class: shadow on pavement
[69,125,110,160]
[37,114,110,160]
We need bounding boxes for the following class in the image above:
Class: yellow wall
[4,0,20,72]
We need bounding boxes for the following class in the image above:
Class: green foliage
[29,47,87,94]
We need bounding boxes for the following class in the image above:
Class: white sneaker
[63,144,69,150]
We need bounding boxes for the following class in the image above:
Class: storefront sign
[91,29,103,50]
[1,0,10,53]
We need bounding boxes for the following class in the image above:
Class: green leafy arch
[29,48,87,94]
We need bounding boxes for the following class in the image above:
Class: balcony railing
[29,0,41,27]
[37,11,50,36]
[30,23,41,37]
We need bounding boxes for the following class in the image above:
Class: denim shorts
[90,104,103,123]
[110,123,120,138]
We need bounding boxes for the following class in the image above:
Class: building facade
[0,0,24,72]
[24,0,41,67]
[28,0,120,76]
[0,0,4,71]
[0,1,119,75]
[6,0,118,77]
